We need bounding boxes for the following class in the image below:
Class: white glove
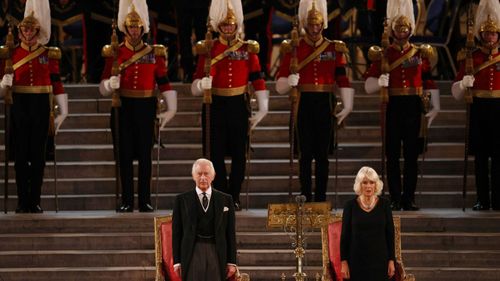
[99,75,120,96]
[425,89,440,128]
[200,76,212,90]
[287,74,300,87]
[364,77,381,94]
[249,90,269,130]
[335,88,354,125]
[275,77,290,95]
[451,81,464,100]
[54,93,68,134]
[0,74,13,88]
[157,90,177,129]
[378,73,389,87]
[460,75,475,89]
[192,76,213,96]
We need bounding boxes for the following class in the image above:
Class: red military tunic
[277,36,351,90]
[101,41,171,97]
[365,43,437,91]
[0,43,65,95]
[193,36,266,201]
[194,37,266,96]
[276,36,351,202]
[455,47,500,94]
[365,42,437,207]
[455,46,500,209]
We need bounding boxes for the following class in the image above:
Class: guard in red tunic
[452,0,500,211]
[191,0,269,211]
[0,0,68,213]
[276,0,354,202]
[364,0,440,211]
[99,0,177,212]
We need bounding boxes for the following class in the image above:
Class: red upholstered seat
[322,215,415,281]
[154,216,182,281]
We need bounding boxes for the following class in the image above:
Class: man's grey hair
[191,158,215,176]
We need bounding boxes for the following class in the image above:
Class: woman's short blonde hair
[353,166,383,195]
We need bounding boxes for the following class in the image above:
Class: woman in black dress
[340,166,396,281]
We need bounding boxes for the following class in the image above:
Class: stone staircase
[0,81,476,211]
[1,210,500,281]
[1,81,500,281]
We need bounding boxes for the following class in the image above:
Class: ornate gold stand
[267,196,331,280]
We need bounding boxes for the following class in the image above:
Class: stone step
[0,267,155,281]
[2,211,500,234]
[0,142,467,162]
[46,81,457,98]
[0,159,476,179]
[0,175,478,197]
[0,233,153,251]
[65,94,465,114]
[0,124,466,145]
[403,232,500,250]
[0,250,153,268]
[0,193,480,212]
[404,250,500,267]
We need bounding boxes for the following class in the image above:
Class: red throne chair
[321,215,415,281]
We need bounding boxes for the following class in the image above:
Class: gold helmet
[393,15,412,33]
[387,0,415,36]
[118,0,150,34]
[209,0,244,35]
[19,0,51,45]
[18,11,40,31]
[474,0,500,39]
[298,0,328,32]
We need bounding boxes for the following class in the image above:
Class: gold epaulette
[280,39,292,55]
[456,49,466,61]
[102,44,114,58]
[332,40,348,53]
[418,44,436,60]
[367,45,383,61]
[48,47,61,59]
[0,46,9,59]
[153,44,167,57]
[246,40,260,53]
[195,40,208,55]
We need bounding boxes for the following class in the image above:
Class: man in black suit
[172,158,237,281]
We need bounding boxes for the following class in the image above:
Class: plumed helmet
[298,0,328,32]
[209,0,244,34]
[118,0,150,34]
[19,0,51,45]
[474,0,500,39]
[386,0,415,36]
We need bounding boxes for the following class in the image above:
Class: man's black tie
[202,192,208,209]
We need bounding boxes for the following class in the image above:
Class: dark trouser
[474,152,500,209]
[203,94,249,202]
[111,97,156,207]
[385,96,422,205]
[185,241,221,281]
[297,92,334,202]
[176,7,209,78]
[11,93,50,209]
[470,98,500,209]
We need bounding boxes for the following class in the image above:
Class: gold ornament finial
[307,0,323,26]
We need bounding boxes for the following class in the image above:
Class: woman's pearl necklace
[359,196,377,210]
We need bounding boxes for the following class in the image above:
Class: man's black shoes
[234,201,242,211]
[117,204,133,213]
[402,201,420,211]
[390,201,401,211]
[139,203,154,212]
[472,202,489,211]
